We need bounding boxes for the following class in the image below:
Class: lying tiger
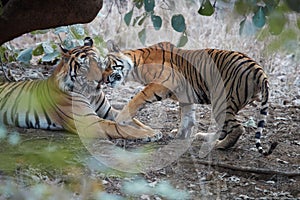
[0,37,157,139]
[102,41,278,155]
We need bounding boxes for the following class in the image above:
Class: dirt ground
[101,73,300,199]
[0,56,299,199]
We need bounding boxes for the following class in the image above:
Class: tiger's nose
[115,74,122,81]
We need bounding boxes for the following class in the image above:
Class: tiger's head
[102,40,133,88]
[54,37,103,96]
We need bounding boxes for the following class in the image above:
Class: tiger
[102,41,278,156]
[0,37,158,139]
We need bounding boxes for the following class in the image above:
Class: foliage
[0,24,106,65]
[198,0,215,16]
[122,0,300,50]
[123,0,188,46]
[1,1,299,62]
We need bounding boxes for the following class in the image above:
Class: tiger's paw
[130,118,163,142]
[116,117,162,141]
[214,132,242,150]
[139,131,163,143]
[113,130,163,146]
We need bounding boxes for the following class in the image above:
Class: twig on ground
[195,159,300,177]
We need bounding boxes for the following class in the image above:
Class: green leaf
[263,0,279,7]
[134,0,143,9]
[177,32,188,47]
[42,42,54,54]
[239,18,246,35]
[138,13,148,26]
[267,29,297,52]
[42,51,60,62]
[138,28,146,45]
[252,7,266,28]
[151,14,162,30]
[30,30,49,35]
[54,26,69,34]
[262,0,279,16]
[16,48,33,63]
[70,24,85,40]
[297,18,300,30]
[268,9,286,35]
[171,14,186,32]
[93,36,106,57]
[93,35,105,46]
[62,36,75,49]
[32,44,44,56]
[144,0,155,12]
[198,0,215,16]
[239,18,257,36]
[124,9,134,26]
[133,15,143,26]
[234,0,249,15]
[234,0,257,15]
[0,46,7,62]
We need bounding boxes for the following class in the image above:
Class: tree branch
[0,0,103,45]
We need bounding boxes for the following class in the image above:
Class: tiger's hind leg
[215,119,244,150]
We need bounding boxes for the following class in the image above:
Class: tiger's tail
[255,78,278,156]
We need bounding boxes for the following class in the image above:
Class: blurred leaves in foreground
[0,124,190,199]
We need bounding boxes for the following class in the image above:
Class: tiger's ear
[106,40,120,53]
[84,37,93,47]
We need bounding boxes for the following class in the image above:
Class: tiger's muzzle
[101,72,123,88]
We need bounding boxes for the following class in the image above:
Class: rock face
[0,0,103,45]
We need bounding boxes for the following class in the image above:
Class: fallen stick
[194,159,300,177]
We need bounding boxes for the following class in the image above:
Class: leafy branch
[123,0,300,50]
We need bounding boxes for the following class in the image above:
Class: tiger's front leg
[176,103,196,139]
[116,83,171,128]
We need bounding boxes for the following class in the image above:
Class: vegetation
[122,0,300,48]
[1,0,300,64]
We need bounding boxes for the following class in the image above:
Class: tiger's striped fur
[0,38,157,139]
[102,41,277,155]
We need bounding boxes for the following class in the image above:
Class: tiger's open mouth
[100,73,122,85]
[96,81,102,90]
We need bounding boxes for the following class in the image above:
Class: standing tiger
[0,37,157,139]
[102,41,277,155]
